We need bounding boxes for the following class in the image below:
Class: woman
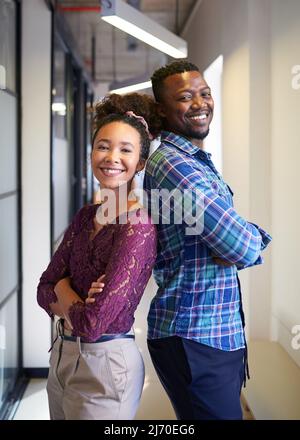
[37,93,161,420]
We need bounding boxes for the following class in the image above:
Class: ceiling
[56,0,198,90]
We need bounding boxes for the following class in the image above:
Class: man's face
[158,71,214,145]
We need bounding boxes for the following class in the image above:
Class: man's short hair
[151,60,200,102]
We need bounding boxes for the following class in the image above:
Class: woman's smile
[99,167,126,177]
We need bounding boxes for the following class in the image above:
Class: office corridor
[1,0,300,421]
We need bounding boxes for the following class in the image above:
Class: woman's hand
[54,277,83,329]
[85,274,105,304]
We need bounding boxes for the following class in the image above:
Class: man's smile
[186,111,210,124]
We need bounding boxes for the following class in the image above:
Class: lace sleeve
[68,220,157,340]
[36,206,90,318]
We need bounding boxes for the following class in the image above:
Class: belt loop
[77,336,82,354]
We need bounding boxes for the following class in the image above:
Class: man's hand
[212,256,235,267]
[85,274,105,304]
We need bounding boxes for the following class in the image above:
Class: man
[143,60,271,420]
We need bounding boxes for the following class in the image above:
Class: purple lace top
[37,204,157,342]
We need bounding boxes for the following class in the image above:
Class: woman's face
[92,121,145,191]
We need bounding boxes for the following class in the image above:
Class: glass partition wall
[0,0,21,419]
[51,31,93,253]
[52,35,73,248]
[51,15,94,345]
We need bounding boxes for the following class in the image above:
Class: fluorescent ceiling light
[100,0,188,59]
[109,80,152,94]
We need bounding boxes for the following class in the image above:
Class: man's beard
[164,121,210,141]
[184,127,210,140]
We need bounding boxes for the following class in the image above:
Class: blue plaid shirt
[144,131,272,351]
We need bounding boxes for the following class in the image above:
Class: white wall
[203,55,223,174]
[248,0,272,341]
[22,0,52,368]
[183,0,300,366]
[270,0,300,367]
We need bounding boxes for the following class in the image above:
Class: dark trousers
[147,336,245,420]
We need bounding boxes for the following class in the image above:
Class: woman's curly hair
[92,93,162,160]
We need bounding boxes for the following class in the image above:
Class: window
[204,55,223,173]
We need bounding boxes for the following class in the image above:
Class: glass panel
[52,41,66,140]
[0,195,18,303]
[53,137,71,242]
[0,0,16,93]
[0,90,17,194]
[52,37,72,243]
[0,292,18,408]
[86,96,93,203]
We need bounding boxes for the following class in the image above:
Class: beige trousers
[46,335,145,420]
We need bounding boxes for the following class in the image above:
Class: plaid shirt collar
[161,130,212,162]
